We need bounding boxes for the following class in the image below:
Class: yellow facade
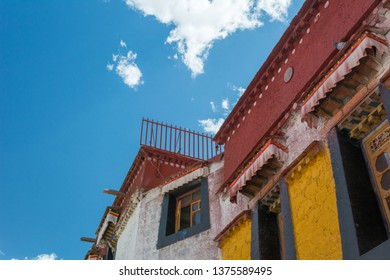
[219,218,251,260]
[286,148,342,259]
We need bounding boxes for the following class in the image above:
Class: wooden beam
[249,169,284,209]
[80,237,96,243]
[320,78,379,138]
[251,174,267,186]
[248,142,323,209]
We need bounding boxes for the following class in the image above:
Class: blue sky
[0,0,304,260]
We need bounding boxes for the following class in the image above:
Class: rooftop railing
[140,118,223,160]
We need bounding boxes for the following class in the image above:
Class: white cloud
[210,101,217,112]
[233,86,246,97]
[115,51,144,89]
[228,83,246,97]
[221,98,229,111]
[108,41,144,89]
[125,0,291,77]
[226,83,246,114]
[257,0,291,22]
[12,253,58,260]
[120,40,127,48]
[198,118,225,134]
[34,253,58,260]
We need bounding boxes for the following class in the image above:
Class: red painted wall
[114,147,200,209]
[130,160,185,192]
[224,0,378,183]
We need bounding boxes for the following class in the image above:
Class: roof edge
[214,0,323,142]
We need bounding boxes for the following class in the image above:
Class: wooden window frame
[175,188,201,232]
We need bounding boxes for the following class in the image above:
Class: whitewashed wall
[115,203,141,260]
[115,159,249,259]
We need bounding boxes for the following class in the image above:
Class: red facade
[215,0,381,187]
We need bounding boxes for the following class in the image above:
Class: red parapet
[140,118,223,160]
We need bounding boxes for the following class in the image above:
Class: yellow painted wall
[286,148,342,260]
[220,219,251,260]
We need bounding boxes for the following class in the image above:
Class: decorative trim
[229,140,288,200]
[249,141,322,209]
[112,189,143,246]
[319,79,380,139]
[336,89,385,140]
[301,33,388,122]
[352,104,386,140]
[96,209,119,247]
[86,254,101,260]
[369,122,390,153]
[160,162,206,187]
[113,149,146,208]
[286,142,323,181]
[379,83,390,124]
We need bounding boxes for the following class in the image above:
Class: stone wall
[115,159,249,259]
[136,187,162,259]
[115,203,141,260]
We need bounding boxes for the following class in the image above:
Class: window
[157,177,210,249]
[175,188,201,232]
[330,128,388,255]
[362,120,390,233]
[252,200,282,260]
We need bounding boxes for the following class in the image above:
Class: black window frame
[328,127,389,258]
[157,177,210,249]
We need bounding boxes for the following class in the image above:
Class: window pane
[193,211,201,226]
[381,170,390,190]
[180,194,192,206]
[179,206,191,231]
[192,190,201,200]
[376,152,390,172]
[192,201,199,211]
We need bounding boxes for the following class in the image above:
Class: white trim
[301,35,388,121]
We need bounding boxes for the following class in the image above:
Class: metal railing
[140,118,223,160]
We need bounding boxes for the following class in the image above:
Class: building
[85,119,249,260]
[84,0,390,260]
